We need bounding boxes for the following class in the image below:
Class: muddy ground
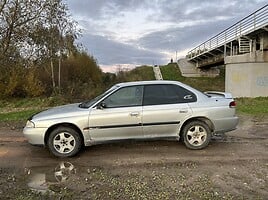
[0,115,267,200]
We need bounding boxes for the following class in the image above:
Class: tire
[48,127,82,157]
[182,120,211,150]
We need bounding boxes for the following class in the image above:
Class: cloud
[79,33,167,66]
[136,18,234,52]
[65,0,268,71]
[66,0,145,20]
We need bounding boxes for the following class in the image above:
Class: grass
[1,96,266,124]
[131,65,155,80]
[0,65,267,124]
[0,96,67,110]
[236,97,268,115]
[0,109,41,122]
[0,97,67,123]
[122,65,155,81]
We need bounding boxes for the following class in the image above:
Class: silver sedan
[23,80,239,157]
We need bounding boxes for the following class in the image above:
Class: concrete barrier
[153,65,163,80]
[225,51,268,97]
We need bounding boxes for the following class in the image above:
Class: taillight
[229,101,236,108]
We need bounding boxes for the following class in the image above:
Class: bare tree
[0,0,80,92]
[0,0,47,57]
[44,0,80,92]
[0,0,7,14]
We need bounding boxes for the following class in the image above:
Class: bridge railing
[187,4,268,60]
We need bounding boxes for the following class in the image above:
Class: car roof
[116,80,183,87]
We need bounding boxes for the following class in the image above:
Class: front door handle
[130,112,139,117]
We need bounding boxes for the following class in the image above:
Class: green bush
[23,69,45,97]
[1,67,45,98]
[4,67,25,97]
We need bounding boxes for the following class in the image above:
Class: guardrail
[187,4,268,60]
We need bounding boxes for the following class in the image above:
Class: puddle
[25,161,76,194]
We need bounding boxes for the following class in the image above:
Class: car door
[88,85,143,141]
[142,84,195,138]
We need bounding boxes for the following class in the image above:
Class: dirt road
[0,115,267,199]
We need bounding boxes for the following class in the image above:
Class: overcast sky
[65,0,267,72]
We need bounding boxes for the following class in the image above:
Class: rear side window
[143,84,196,106]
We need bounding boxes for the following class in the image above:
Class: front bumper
[23,127,47,145]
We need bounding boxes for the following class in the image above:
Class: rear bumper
[213,116,239,133]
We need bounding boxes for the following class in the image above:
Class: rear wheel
[48,127,82,157]
[182,121,211,150]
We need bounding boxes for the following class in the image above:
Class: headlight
[25,120,35,128]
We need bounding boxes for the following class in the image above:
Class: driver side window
[103,86,143,108]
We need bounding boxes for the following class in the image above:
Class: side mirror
[97,102,106,109]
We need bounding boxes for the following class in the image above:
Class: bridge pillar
[225,50,268,97]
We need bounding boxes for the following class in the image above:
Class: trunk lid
[204,91,233,99]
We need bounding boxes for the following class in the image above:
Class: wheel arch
[44,123,85,146]
[180,117,214,137]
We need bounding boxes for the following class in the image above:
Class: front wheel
[48,127,82,157]
[182,121,211,150]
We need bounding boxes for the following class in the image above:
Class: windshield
[79,85,119,108]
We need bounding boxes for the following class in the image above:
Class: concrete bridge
[181,4,268,97]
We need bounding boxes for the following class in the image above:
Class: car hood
[31,103,88,121]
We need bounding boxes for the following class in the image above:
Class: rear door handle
[130,112,139,117]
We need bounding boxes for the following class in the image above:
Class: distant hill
[120,63,225,92]
[116,65,155,82]
[160,63,225,92]
[108,63,225,91]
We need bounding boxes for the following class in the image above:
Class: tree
[0,0,47,64]
[0,0,79,97]
[45,0,80,92]
[0,0,80,95]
